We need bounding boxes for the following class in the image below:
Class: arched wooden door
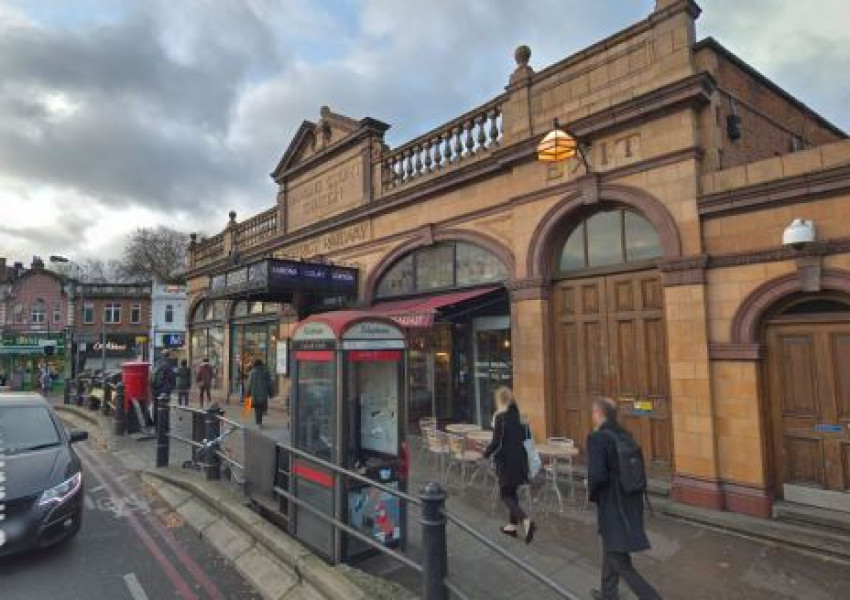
[551,269,671,467]
[764,300,850,507]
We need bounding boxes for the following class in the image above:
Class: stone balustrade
[235,206,279,249]
[381,95,505,192]
[192,232,225,266]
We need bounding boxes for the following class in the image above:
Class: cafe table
[534,441,579,512]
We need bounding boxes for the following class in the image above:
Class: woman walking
[247,358,273,427]
[483,386,536,543]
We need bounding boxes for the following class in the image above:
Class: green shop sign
[1,333,66,354]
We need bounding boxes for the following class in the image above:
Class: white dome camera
[782,219,815,250]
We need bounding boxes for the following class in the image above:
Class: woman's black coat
[586,422,650,553]
[483,403,529,489]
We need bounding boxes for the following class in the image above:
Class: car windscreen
[0,406,62,455]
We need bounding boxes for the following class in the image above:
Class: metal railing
[271,439,578,600]
[155,401,246,487]
[152,407,577,599]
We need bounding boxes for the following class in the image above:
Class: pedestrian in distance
[150,350,177,426]
[176,359,191,407]
[196,357,214,408]
[246,358,273,428]
[483,386,537,544]
[40,364,52,397]
[587,397,662,600]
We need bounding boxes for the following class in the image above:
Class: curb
[142,469,413,600]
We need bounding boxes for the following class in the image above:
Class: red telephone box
[288,312,407,563]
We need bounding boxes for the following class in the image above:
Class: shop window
[104,302,121,324]
[376,241,507,299]
[557,209,662,274]
[131,304,142,324]
[31,299,46,324]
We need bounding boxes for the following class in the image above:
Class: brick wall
[3,271,69,333]
[696,40,845,172]
[75,296,151,336]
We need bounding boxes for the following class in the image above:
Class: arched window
[558,209,662,274]
[191,299,225,324]
[376,241,508,298]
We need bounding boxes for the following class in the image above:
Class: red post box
[122,361,150,410]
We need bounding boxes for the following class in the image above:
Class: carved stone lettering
[277,222,371,259]
[287,156,363,230]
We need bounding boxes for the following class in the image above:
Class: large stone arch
[730,268,850,346]
[363,226,517,304]
[527,181,683,281]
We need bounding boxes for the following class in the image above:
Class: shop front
[0,332,67,391]
[189,299,226,389]
[229,301,280,398]
[77,333,145,373]
[366,240,513,430]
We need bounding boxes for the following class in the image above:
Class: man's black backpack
[600,429,647,495]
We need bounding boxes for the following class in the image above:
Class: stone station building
[187,0,850,518]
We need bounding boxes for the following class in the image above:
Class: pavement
[50,398,410,600]
[50,398,850,599]
[355,452,850,599]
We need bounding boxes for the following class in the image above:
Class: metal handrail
[276,440,422,507]
[276,441,578,599]
[272,484,422,573]
[167,404,245,471]
[443,511,578,600]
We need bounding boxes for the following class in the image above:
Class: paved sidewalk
[56,400,850,599]
[357,460,850,599]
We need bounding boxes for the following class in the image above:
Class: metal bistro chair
[537,437,576,513]
[416,417,438,466]
[445,433,485,491]
[424,427,451,481]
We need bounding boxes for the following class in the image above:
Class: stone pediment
[271,106,384,181]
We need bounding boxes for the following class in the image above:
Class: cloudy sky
[1,0,848,265]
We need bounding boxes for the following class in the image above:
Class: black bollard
[155,395,169,468]
[203,408,221,481]
[63,378,72,405]
[114,383,126,436]
[420,482,449,600]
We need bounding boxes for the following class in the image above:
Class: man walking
[196,357,214,408]
[587,397,661,600]
[151,350,176,402]
[175,359,191,407]
[246,358,273,428]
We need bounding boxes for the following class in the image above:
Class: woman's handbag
[524,425,542,479]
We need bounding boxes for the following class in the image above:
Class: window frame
[104,302,122,325]
[375,241,508,300]
[131,303,142,324]
[52,302,62,324]
[555,209,663,278]
[83,302,95,325]
[164,303,174,324]
[31,300,46,325]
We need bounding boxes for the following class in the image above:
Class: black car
[0,394,88,557]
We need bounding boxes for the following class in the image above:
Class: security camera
[782,219,815,250]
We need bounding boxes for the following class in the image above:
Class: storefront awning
[367,286,501,327]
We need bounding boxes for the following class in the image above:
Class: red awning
[367,287,501,328]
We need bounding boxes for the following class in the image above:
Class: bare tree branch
[118,226,189,283]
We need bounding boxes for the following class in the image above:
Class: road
[0,435,259,600]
